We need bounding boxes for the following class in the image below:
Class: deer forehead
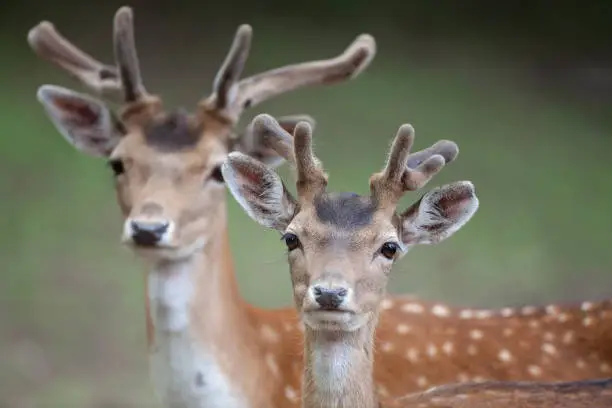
[291,192,399,249]
[116,118,228,174]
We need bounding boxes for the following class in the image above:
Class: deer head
[222,114,479,332]
[30,6,376,261]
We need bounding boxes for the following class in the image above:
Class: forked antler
[250,114,459,208]
[29,6,376,127]
[369,125,458,212]
[28,21,121,101]
[206,31,376,121]
[251,113,327,203]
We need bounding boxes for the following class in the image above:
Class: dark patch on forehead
[143,110,203,152]
[314,192,376,230]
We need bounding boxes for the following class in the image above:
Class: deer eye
[209,165,224,183]
[380,242,399,260]
[107,159,125,176]
[282,233,300,251]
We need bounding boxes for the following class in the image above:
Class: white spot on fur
[563,331,575,344]
[469,330,483,340]
[503,328,514,337]
[377,385,390,397]
[583,316,595,327]
[260,325,280,343]
[381,342,394,353]
[475,310,492,319]
[527,365,542,377]
[432,304,451,317]
[542,343,557,356]
[416,376,428,388]
[521,306,537,315]
[406,348,420,362]
[529,320,540,329]
[498,349,513,362]
[543,332,555,342]
[601,363,611,373]
[581,302,595,311]
[265,353,279,377]
[545,305,560,315]
[426,344,438,358]
[397,324,411,334]
[442,341,454,356]
[402,303,424,314]
[285,385,299,402]
[459,309,474,319]
[457,373,469,382]
[467,345,478,356]
[501,308,514,317]
[576,359,586,369]
[381,299,394,310]
[557,313,570,323]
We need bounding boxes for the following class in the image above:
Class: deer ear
[236,115,316,169]
[400,181,479,246]
[36,85,123,157]
[222,152,297,231]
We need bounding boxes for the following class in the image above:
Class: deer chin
[124,236,207,262]
[302,309,365,332]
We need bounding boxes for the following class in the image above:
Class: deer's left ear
[400,181,479,246]
[235,115,316,169]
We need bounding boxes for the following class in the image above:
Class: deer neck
[144,204,263,408]
[303,320,379,408]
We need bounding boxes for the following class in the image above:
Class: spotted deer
[29,5,612,408]
[29,6,376,408]
[222,115,612,408]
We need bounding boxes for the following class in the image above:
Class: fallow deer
[222,114,612,408]
[29,6,376,408]
[29,5,612,408]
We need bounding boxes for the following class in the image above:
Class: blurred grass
[1,17,611,407]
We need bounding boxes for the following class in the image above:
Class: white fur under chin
[147,256,248,408]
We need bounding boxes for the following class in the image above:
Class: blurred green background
[1,0,611,406]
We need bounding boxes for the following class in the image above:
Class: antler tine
[27,21,122,101]
[213,24,253,110]
[113,6,148,103]
[293,121,328,202]
[251,114,296,164]
[230,33,376,119]
[371,125,456,210]
[252,114,327,202]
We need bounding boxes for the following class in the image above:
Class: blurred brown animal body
[223,115,612,408]
[29,6,612,408]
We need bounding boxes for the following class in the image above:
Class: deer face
[281,194,400,331]
[222,114,480,332]
[30,7,376,261]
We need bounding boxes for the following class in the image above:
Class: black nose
[130,221,169,246]
[313,286,348,310]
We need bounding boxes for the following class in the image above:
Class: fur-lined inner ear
[37,84,123,157]
[400,181,479,246]
[222,152,297,231]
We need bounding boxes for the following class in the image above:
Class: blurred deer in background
[29,6,376,408]
[222,114,612,408]
[28,4,612,408]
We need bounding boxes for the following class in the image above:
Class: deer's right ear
[222,152,297,231]
[36,85,123,157]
